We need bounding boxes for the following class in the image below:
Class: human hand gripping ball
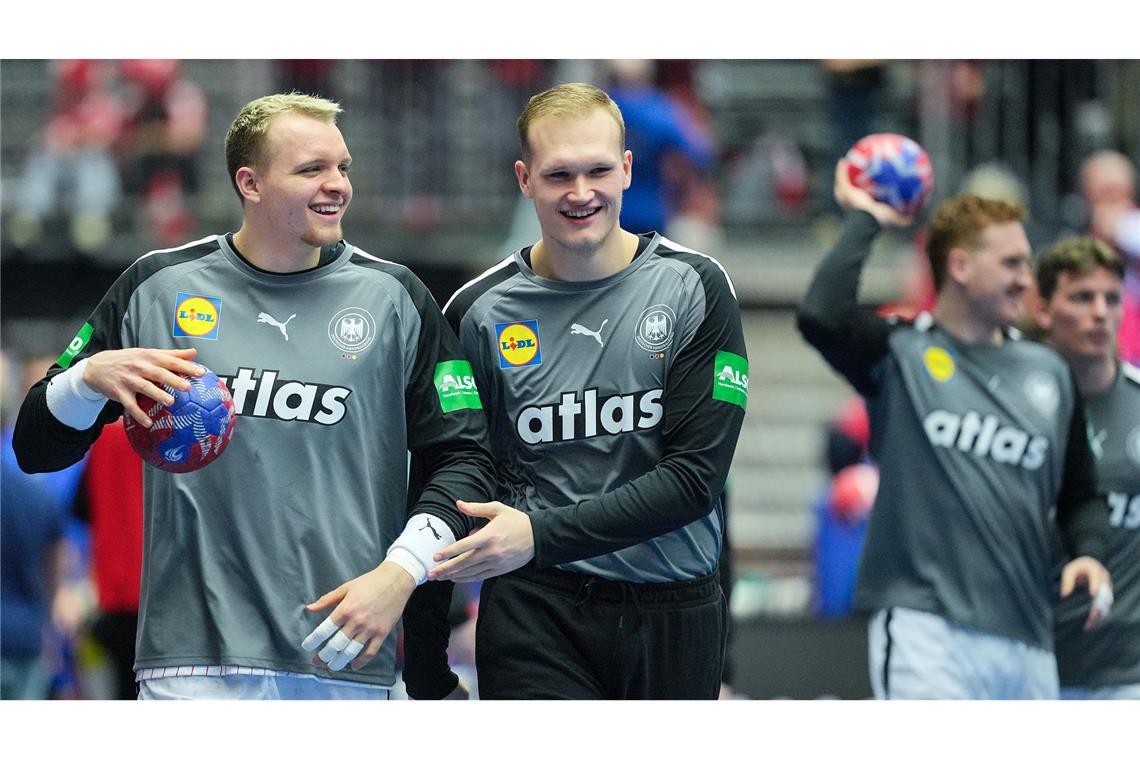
[845,133,934,217]
[123,363,235,473]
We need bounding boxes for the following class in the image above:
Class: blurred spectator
[811,397,877,618]
[822,60,888,162]
[0,351,85,699]
[276,60,337,100]
[605,59,715,237]
[75,419,144,700]
[371,60,451,230]
[115,59,207,246]
[7,60,123,257]
[1079,150,1140,363]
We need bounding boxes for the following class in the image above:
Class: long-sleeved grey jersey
[442,233,748,582]
[1055,362,1140,687]
[797,212,1108,650]
[13,234,495,687]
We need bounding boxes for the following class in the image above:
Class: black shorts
[475,564,728,699]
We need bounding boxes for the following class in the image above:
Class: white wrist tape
[386,515,456,585]
[45,358,108,430]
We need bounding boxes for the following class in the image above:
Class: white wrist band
[45,358,108,430]
[386,515,456,585]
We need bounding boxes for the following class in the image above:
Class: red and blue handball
[124,364,236,473]
[845,133,934,216]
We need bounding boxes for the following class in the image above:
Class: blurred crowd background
[1,58,1138,700]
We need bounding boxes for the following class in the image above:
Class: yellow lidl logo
[173,293,222,340]
[923,346,955,382]
[496,320,541,368]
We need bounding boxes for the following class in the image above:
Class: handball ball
[124,364,235,473]
[845,133,934,216]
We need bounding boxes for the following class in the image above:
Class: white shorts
[868,607,1058,699]
[138,673,391,700]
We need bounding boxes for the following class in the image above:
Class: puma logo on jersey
[923,409,1048,470]
[570,319,608,347]
[516,387,664,445]
[219,367,350,425]
[258,312,297,341]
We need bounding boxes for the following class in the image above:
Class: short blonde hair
[224,92,342,198]
[925,194,1026,292]
[517,83,625,162]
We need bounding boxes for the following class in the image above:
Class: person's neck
[232,225,321,274]
[1064,353,1118,397]
[531,230,639,282]
[931,295,1004,346]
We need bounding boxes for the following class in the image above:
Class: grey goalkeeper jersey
[1055,362,1140,687]
[798,212,1107,650]
[13,234,495,687]
[443,234,748,582]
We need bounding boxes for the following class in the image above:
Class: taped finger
[328,639,366,671]
[301,615,340,652]
[1092,583,1114,618]
[318,630,353,664]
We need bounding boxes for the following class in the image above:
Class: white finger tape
[329,647,357,671]
[1093,584,1114,617]
[301,616,340,652]
[328,638,367,671]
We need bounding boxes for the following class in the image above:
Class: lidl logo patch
[712,350,749,409]
[434,360,483,413]
[496,320,542,368]
[173,293,222,340]
[923,346,955,382]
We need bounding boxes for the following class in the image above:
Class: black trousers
[476,565,727,699]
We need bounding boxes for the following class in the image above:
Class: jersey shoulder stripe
[127,235,221,281]
[442,254,519,321]
[655,235,738,301]
[347,247,437,307]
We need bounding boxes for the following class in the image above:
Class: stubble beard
[554,204,619,258]
[302,222,343,249]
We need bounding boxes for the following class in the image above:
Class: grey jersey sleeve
[526,260,747,567]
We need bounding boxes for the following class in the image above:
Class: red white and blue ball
[124,365,235,473]
[845,133,934,216]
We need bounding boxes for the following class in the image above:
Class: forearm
[13,373,112,474]
[796,211,891,394]
[530,451,731,567]
[1059,497,1110,561]
[797,210,881,335]
[408,441,496,542]
[1056,394,1109,560]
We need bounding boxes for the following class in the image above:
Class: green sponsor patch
[711,350,748,409]
[434,360,483,413]
[57,323,94,369]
